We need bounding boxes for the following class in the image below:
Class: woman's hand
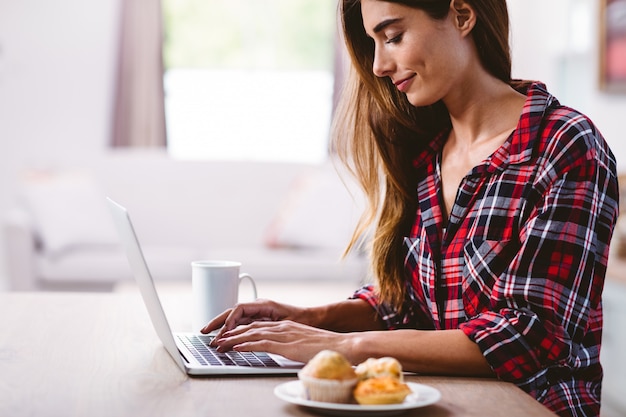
[200,299,312,344]
[210,319,356,364]
[198,297,384,364]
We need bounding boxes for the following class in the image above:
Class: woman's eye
[385,34,403,44]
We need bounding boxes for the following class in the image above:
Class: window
[162,0,337,164]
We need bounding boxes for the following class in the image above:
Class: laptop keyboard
[178,334,281,367]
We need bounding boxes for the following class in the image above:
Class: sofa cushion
[19,171,119,255]
[264,164,365,251]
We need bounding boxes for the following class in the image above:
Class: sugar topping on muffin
[355,357,404,382]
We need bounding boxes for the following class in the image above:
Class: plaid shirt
[353,83,619,417]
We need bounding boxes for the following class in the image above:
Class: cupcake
[355,357,404,382]
[298,350,358,403]
[353,376,412,405]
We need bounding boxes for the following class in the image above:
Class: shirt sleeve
[459,132,618,384]
[350,285,406,329]
[351,285,436,330]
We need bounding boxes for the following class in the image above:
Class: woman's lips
[394,75,415,92]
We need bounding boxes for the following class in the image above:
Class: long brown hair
[332,0,513,309]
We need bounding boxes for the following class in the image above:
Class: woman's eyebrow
[372,18,403,34]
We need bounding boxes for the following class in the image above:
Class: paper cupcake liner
[298,373,358,403]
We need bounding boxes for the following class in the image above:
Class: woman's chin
[405,93,440,108]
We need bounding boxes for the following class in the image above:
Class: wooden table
[0,291,557,417]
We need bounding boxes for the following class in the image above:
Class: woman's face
[360,0,474,107]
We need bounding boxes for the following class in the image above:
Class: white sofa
[3,150,368,291]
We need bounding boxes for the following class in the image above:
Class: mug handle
[238,273,258,300]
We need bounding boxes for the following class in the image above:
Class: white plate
[274,380,441,416]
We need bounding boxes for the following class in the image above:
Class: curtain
[329,9,349,155]
[111,0,167,148]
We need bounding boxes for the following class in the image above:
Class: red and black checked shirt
[353,83,619,417]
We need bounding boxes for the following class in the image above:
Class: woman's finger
[200,308,233,334]
[201,299,293,342]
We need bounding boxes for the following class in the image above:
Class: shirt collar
[505,82,557,167]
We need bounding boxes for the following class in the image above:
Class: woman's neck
[443,73,526,149]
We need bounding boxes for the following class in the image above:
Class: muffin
[355,357,404,382]
[353,376,412,405]
[298,350,358,403]
[353,357,412,405]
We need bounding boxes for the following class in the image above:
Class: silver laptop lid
[107,197,187,373]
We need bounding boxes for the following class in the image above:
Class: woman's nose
[372,47,393,78]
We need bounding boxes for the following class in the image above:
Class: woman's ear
[450,0,476,34]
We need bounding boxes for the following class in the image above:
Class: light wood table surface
[0,289,557,417]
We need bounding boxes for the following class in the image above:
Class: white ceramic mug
[191,260,257,330]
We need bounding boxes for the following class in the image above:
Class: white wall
[0,0,120,162]
[0,0,121,289]
[1,0,626,290]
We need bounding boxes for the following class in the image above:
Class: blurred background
[1,0,625,289]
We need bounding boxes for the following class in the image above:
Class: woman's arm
[348,328,493,376]
[214,318,493,376]
[307,298,386,332]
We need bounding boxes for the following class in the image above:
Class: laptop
[106,197,304,375]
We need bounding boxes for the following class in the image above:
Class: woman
[202,1,619,416]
